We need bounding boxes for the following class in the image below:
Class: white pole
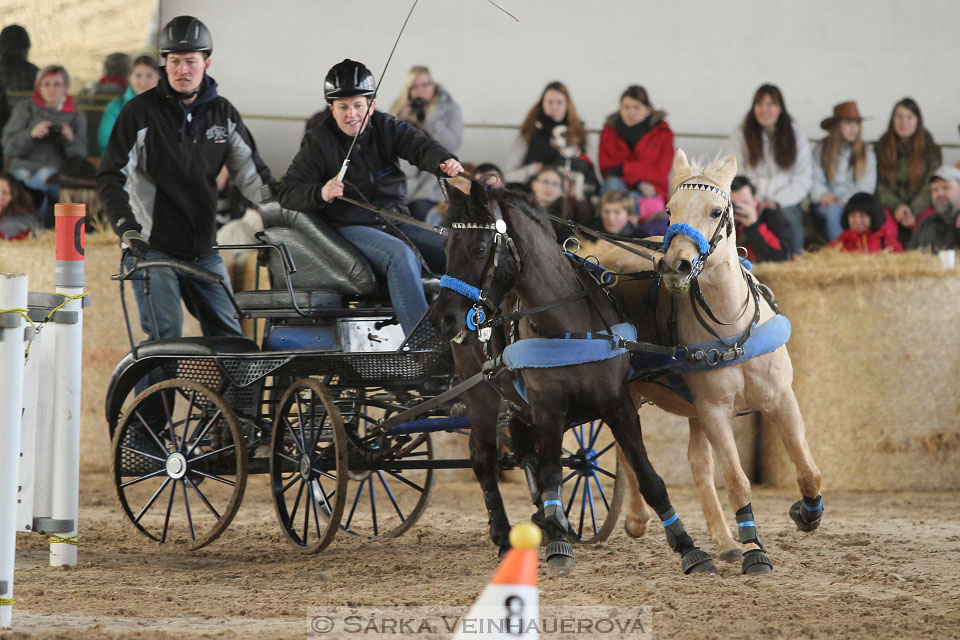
[0,272,28,628]
[49,204,86,567]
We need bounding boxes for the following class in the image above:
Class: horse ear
[673,148,690,174]
[447,182,468,208]
[469,177,488,204]
[715,154,738,190]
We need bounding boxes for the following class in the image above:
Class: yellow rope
[0,597,13,605]
[0,292,89,361]
[49,535,78,546]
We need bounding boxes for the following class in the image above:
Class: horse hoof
[742,549,773,575]
[718,548,743,563]
[545,539,575,576]
[789,499,823,532]
[681,548,716,575]
[624,516,649,539]
[497,545,510,560]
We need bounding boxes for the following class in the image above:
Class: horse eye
[664,208,671,218]
[710,207,723,218]
[472,244,486,257]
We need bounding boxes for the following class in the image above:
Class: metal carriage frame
[105,189,626,554]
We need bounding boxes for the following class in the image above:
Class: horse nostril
[675,260,692,276]
[439,313,457,336]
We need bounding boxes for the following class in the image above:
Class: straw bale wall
[0,232,200,473]
[753,250,960,491]
[3,237,957,490]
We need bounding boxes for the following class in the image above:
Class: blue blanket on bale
[502,322,637,370]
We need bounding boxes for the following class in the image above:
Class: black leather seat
[134,336,260,358]
[234,290,342,317]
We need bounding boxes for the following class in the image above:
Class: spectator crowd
[2,19,960,264]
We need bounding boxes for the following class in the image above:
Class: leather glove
[121,229,150,259]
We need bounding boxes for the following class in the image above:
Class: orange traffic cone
[452,522,541,639]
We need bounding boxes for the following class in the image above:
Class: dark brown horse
[430,181,715,575]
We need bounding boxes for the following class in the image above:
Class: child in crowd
[829,192,902,254]
[0,171,38,240]
[593,190,667,238]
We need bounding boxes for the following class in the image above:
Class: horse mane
[445,185,553,234]
[670,153,737,192]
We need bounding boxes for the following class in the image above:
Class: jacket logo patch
[205,125,228,143]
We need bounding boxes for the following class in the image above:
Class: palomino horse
[594,151,823,574]
[430,180,716,575]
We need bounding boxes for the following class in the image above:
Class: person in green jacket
[97,55,158,155]
[875,97,942,247]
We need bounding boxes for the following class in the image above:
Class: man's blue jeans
[11,166,59,227]
[336,223,446,334]
[124,250,244,402]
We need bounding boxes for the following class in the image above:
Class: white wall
[161,0,960,178]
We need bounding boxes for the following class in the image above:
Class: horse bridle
[661,182,734,283]
[438,198,522,336]
[659,182,769,366]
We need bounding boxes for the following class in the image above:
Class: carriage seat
[132,336,260,359]
[258,184,378,297]
[233,289,342,317]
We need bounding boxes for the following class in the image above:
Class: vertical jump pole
[0,272,28,628]
[49,203,86,567]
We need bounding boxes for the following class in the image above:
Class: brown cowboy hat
[820,101,867,130]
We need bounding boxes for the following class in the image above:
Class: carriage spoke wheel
[111,379,248,551]
[270,379,348,553]
[336,390,434,539]
[561,420,625,544]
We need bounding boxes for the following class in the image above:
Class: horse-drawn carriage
[106,184,625,553]
[108,152,823,576]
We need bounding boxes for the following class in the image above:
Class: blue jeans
[813,202,844,242]
[780,204,806,255]
[336,223,446,334]
[11,166,59,227]
[124,249,243,342]
[124,250,243,421]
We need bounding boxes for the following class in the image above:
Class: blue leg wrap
[541,487,569,533]
[659,506,687,553]
[736,503,763,548]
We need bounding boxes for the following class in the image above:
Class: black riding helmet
[324,59,375,103]
[159,16,213,58]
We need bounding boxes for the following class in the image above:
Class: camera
[410,97,427,122]
[46,123,63,137]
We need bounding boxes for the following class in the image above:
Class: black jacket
[737,207,794,263]
[97,73,273,260]
[908,209,960,252]
[277,110,454,226]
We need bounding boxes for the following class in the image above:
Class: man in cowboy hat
[277,58,463,335]
[908,165,960,252]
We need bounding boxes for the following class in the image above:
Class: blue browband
[439,274,482,302]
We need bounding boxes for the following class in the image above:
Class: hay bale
[753,250,960,491]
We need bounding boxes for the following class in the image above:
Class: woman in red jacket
[598,85,674,220]
[829,192,902,254]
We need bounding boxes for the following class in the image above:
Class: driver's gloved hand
[121,229,150,259]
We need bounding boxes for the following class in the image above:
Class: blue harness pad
[630,313,791,377]
[502,322,637,371]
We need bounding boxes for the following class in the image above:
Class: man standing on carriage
[98,15,274,344]
[277,59,463,336]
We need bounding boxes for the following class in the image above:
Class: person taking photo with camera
[390,65,463,221]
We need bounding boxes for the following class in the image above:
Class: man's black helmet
[159,16,213,57]
[324,59,375,102]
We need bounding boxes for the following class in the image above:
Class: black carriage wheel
[111,379,248,551]
[270,379,348,553]
[335,389,435,539]
[561,420,626,544]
